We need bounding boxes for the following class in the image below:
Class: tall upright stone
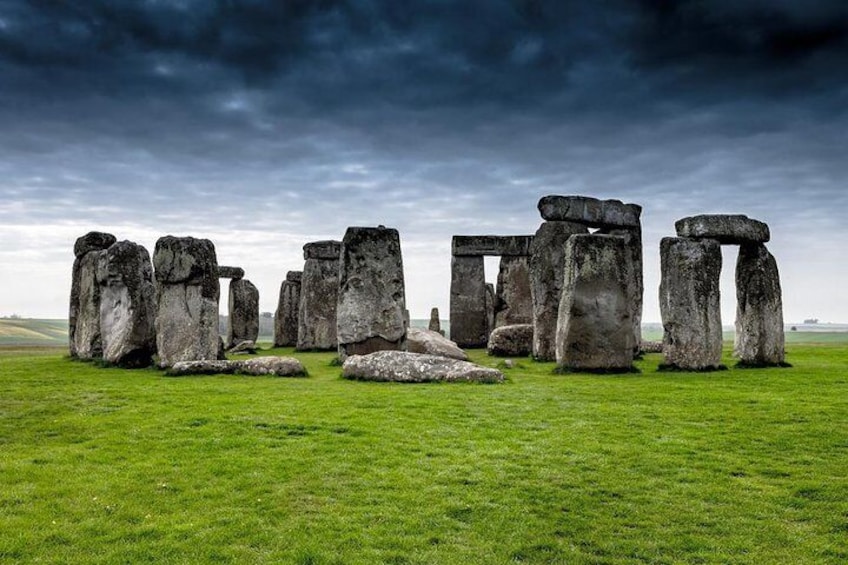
[449,255,487,348]
[555,234,633,372]
[297,240,341,351]
[735,243,785,366]
[153,236,220,368]
[337,226,407,358]
[598,225,644,355]
[485,283,496,337]
[227,278,259,348]
[494,255,532,328]
[70,231,116,359]
[428,307,441,333]
[529,221,588,361]
[274,271,302,347]
[659,237,723,370]
[97,240,156,367]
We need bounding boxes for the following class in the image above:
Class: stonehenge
[70,231,116,359]
[153,236,220,368]
[555,234,634,372]
[449,235,533,348]
[274,271,302,347]
[226,278,259,349]
[97,240,157,368]
[336,226,407,359]
[660,214,785,369]
[531,195,643,368]
[297,240,341,351]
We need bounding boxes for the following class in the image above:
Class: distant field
[3,318,848,348]
[1,343,846,563]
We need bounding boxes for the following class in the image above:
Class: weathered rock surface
[297,240,341,350]
[675,215,770,245]
[556,234,634,372]
[529,221,589,361]
[485,283,496,336]
[238,356,306,376]
[495,255,532,327]
[597,226,644,355]
[165,356,306,377]
[342,351,503,383]
[97,240,156,368]
[487,324,533,357]
[73,231,117,258]
[217,266,245,279]
[153,236,220,368]
[337,226,407,358]
[303,240,342,260]
[538,195,642,229]
[449,255,488,348]
[639,341,664,354]
[659,237,723,370]
[227,278,259,348]
[452,235,534,257]
[70,231,116,359]
[406,327,468,360]
[428,307,441,333]
[274,271,302,347]
[735,243,785,366]
[227,340,257,354]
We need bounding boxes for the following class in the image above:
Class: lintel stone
[675,214,770,244]
[538,195,642,229]
[452,235,534,257]
[303,240,342,260]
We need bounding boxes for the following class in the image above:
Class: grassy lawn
[1,344,847,564]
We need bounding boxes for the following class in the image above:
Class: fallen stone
[227,278,259,349]
[556,234,634,372]
[153,236,220,367]
[494,255,532,327]
[274,271,302,347]
[734,243,785,366]
[659,237,723,370]
[407,327,468,360]
[217,266,245,279]
[166,356,306,377]
[538,195,642,229]
[639,341,664,354]
[452,235,534,257]
[227,340,257,354]
[238,356,306,377]
[342,351,504,383]
[675,214,770,245]
[529,221,589,361]
[337,226,407,358]
[97,240,157,368]
[488,324,533,357]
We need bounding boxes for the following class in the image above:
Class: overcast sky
[1,0,846,323]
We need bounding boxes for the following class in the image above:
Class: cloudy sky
[1,0,846,324]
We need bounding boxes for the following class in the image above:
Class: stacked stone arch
[660,214,785,370]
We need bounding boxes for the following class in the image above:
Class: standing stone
[274,271,302,347]
[735,243,785,366]
[494,255,532,328]
[449,255,488,348]
[556,234,633,372]
[529,221,588,361]
[70,231,116,359]
[598,225,644,356]
[97,240,156,368]
[428,307,441,333]
[337,226,407,358]
[227,278,259,349]
[485,283,496,337]
[659,237,723,371]
[153,236,220,368]
[297,240,341,351]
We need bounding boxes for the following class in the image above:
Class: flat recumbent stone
[675,214,770,245]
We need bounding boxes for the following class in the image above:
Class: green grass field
[1,342,847,564]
